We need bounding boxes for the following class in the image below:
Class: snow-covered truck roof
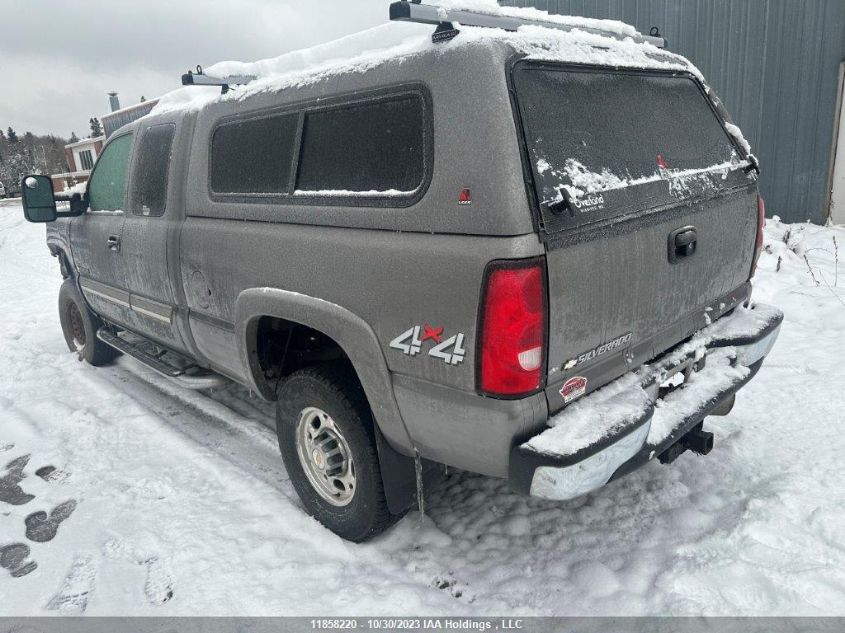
[149,1,704,117]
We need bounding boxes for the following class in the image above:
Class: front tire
[276,364,392,542]
[58,279,120,366]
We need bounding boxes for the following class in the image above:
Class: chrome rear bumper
[509,303,783,501]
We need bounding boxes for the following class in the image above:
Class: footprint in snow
[25,499,77,542]
[0,543,37,578]
[35,465,68,483]
[432,574,468,600]
[102,539,175,605]
[46,554,97,613]
[142,557,175,605]
[0,454,35,506]
[0,444,14,453]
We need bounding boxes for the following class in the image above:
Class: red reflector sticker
[560,376,587,403]
[458,188,472,205]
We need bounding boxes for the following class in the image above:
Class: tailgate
[510,62,759,411]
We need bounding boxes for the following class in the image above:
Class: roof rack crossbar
[388,1,665,48]
[181,66,256,94]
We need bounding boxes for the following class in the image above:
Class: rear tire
[276,363,393,542]
[58,279,120,366]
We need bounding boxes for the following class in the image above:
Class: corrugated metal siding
[501,0,845,223]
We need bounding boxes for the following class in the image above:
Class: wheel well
[49,246,73,279]
[254,316,349,394]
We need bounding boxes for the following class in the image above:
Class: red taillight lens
[751,195,765,277]
[478,258,547,397]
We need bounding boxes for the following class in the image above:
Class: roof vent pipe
[107,92,120,113]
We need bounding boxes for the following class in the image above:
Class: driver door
[71,132,134,328]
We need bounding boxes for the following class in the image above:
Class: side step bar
[97,329,227,390]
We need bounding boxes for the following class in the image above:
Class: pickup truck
[20,2,782,541]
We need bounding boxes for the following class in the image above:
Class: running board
[97,329,227,390]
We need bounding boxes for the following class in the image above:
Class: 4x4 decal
[390,326,423,356]
[390,323,466,365]
[421,322,443,343]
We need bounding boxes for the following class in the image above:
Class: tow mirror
[21,175,57,223]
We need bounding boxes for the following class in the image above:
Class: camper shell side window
[207,84,433,208]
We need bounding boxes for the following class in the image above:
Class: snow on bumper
[509,303,783,501]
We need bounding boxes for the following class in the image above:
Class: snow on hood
[151,5,699,116]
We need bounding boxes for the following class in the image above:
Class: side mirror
[21,175,57,223]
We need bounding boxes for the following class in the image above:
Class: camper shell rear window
[511,62,754,233]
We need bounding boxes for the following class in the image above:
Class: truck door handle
[668,226,696,263]
[107,235,121,252]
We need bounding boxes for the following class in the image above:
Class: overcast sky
[1,0,388,138]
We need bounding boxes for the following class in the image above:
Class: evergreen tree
[89,117,102,137]
[7,127,18,143]
[0,130,69,185]
[69,131,79,143]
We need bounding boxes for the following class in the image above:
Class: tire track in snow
[94,361,291,496]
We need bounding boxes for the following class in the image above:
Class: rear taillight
[478,257,547,397]
[751,195,765,277]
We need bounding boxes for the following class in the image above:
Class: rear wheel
[276,363,393,542]
[58,279,120,366]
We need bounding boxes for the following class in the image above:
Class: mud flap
[373,425,443,515]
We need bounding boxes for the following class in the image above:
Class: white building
[51,136,104,192]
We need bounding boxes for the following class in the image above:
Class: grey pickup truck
[20,2,782,541]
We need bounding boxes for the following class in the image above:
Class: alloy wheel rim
[295,406,356,506]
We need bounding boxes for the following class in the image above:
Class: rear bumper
[509,303,783,500]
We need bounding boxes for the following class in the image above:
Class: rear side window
[295,96,425,194]
[88,134,133,211]
[211,114,298,194]
[513,65,748,230]
[131,123,175,216]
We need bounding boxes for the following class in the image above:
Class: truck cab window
[87,133,133,212]
[131,124,176,216]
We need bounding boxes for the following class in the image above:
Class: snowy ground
[1,200,844,616]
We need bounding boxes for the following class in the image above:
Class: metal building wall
[501,0,845,223]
